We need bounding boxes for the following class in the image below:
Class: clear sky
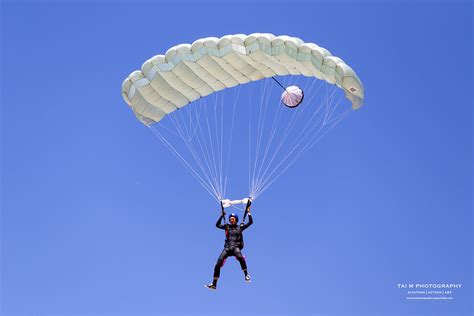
[1,1,472,315]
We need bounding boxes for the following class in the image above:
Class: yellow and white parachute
[121,33,364,205]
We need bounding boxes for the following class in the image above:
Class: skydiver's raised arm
[216,214,226,229]
[241,214,253,231]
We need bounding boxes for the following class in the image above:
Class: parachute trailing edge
[121,33,365,126]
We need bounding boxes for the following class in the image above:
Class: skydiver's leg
[212,248,229,286]
[233,248,248,277]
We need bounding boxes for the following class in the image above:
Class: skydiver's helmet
[229,213,239,223]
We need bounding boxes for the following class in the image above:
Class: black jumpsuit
[213,214,253,279]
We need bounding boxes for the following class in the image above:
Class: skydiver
[205,199,253,290]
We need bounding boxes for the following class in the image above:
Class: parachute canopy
[121,33,365,203]
[122,33,364,126]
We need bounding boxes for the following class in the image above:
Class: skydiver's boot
[243,269,251,282]
[204,283,216,290]
[204,277,218,290]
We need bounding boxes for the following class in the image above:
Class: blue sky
[1,1,472,315]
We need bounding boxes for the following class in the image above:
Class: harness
[224,224,244,249]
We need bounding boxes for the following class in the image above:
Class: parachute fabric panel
[122,33,364,125]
